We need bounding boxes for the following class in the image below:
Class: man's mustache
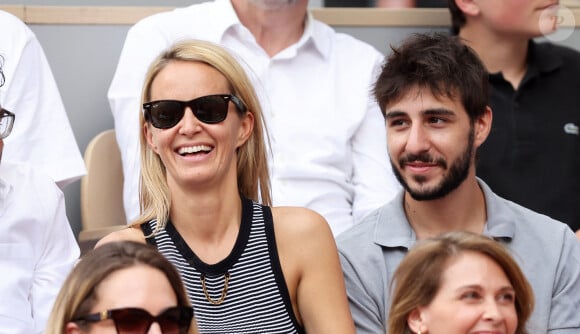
[399,152,447,169]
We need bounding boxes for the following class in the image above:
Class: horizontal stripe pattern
[147,201,302,334]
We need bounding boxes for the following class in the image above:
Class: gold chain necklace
[200,272,230,305]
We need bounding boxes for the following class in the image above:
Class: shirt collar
[526,39,563,76]
[301,12,330,59]
[215,0,328,60]
[490,40,563,82]
[373,191,417,249]
[478,178,515,241]
[373,178,515,249]
[211,0,243,42]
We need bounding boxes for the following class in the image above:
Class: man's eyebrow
[385,108,456,119]
[385,110,407,119]
[423,108,456,116]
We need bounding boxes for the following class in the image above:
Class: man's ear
[474,106,492,148]
[454,0,481,18]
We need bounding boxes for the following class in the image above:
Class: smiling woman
[388,231,534,334]
[97,39,356,334]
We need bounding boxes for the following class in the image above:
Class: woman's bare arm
[273,207,356,334]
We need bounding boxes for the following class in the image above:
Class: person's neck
[404,176,487,240]
[459,25,530,89]
[232,0,307,57]
[168,179,243,263]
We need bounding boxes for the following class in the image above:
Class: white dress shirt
[108,0,400,235]
[0,10,86,188]
[0,161,80,334]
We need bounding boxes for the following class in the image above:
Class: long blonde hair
[135,39,271,230]
[45,241,198,334]
[388,231,534,334]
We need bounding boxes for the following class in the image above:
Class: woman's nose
[482,298,504,322]
[177,107,203,135]
[147,321,163,334]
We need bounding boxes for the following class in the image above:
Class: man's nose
[405,124,430,154]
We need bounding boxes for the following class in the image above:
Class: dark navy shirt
[477,41,580,232]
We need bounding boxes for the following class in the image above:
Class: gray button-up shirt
[338,179,580,334]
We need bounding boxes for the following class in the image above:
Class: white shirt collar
[215,0,329,60]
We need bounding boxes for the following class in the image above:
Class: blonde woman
[99,39,354,334]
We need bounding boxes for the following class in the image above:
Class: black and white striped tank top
[142,198,304,334]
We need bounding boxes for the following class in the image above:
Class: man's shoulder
[0,10,36,54]
[535,41,580,57]
[310,17,383,61]
[0,10,28,32]
[131,1,217,32]
[493,194,576,248]
[533,41,580,69]
[337,207,383,251]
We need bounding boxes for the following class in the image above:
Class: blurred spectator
[449,0,580,237]
[46,241,198,334]
[0,65,79,332]
[0,10,85,189]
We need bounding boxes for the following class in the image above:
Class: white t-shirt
[0,10,86,188]
[108,0,400,235]
[0,161,79,333]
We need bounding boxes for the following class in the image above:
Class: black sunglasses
[143,94,246,129]
[74,306,193,334]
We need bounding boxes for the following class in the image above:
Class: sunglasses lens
[145,95,236,129]
[112,308,150,334]
[194,95,229,124]
[149,101,184,129]
[157,307,193,334]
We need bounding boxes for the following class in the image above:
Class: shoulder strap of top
[140,221,158,247]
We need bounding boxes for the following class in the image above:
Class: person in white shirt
[0,10,85,188]
[0,97,80,332]
[108,0,400,235]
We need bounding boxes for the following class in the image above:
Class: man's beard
[391,127,474,201]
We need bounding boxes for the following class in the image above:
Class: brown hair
[388,231,534,334]
[45,241,198,334]
[374,32,488,123]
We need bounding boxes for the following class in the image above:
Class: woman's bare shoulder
[95,225,146,248]
[270,206,332,240]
